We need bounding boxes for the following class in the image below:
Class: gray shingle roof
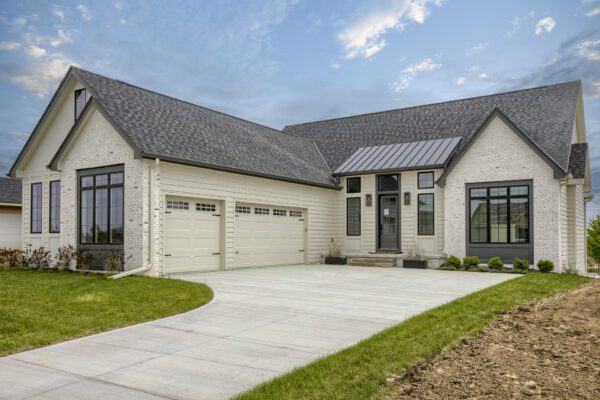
[71,68,337,188]
[568,143,588,179]
[284,81,581,174]
[334,137,461,175]
[0,177,22,204]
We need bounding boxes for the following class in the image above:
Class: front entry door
[379,194,398,250]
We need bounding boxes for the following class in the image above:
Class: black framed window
[418,172,434,189]
[30,182,42,233]
[347,197,361,236]
[80,171,124,244]
[469,185,529,244]
[49,180,60,233]
[418,193,434,235]
[75,88,86,121]
[378,174,398,192]
[346,177,361,193]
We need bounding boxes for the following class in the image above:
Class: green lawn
[236,273,589,400]
[0,270,213,356]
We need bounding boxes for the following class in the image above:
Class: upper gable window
[75,89,86,121]
[346,177,361,193]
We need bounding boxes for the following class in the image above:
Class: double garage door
[164,197,305,274]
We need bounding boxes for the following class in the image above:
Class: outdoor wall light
[404,192,411,205]
[365,194,372,206]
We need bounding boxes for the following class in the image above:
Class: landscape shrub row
[0,245,125,273]
[440,255,556,274]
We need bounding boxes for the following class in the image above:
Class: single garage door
[164,197,221,274]
[235,204,305,268]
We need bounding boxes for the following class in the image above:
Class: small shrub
[444,255,461,269]
[104,250,125,273]
[478,266,490,272]
[55,245,77,271]
[463,256,479,269]
[76,249,94,273]
[0,248,23,269]
[30,247,52,270]
[441,264,457,271]
[20,244,33,269]
[563,264,579,275]
[537,259,554,273]
[513,258,529,273]
[488,256,503,271]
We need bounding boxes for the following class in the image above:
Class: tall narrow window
[417,193,434,235]
[31,182,42,233]
[79,171,124,244]
[49,180,60,233]
[347,197,361,236]
[346,177,361,193]
[74,88,86,121]
[418,172,434,189]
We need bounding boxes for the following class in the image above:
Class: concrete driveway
[1,265,516,400]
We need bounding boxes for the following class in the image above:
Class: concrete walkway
[1,265,516,400]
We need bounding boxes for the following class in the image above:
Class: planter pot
[325,256,347,265]
[403,260,427,269]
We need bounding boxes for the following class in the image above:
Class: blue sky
[1,0,599,218]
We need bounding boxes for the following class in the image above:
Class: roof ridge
[71,66,311,143]
[284,80,581,129]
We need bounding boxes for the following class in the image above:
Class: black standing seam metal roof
[0,177,22,204]
[334,137,461,175]
[284,81,581,175]
[69,68,338,188]
[568,143,588,179]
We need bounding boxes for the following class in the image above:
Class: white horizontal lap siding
[444,115,561,264]
[158,162,338,271]
[574,185,586,271]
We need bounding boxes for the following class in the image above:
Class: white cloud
[507,10,535,35]
[53,7,65,21]
[77,5,92,21]
[577,39,600,61]
[535,17,556,35]
[0,52,76,97]
[120,19,127,25]
[11,17,27,30]
[0,42,21,50]
[476,73,495,82]
[585,7,600,16]
[465,42,488,56]
[338,0,443,59]
[455,76,466,85]
[27,45,46,58]
[331,63,341,69]
[48,29,72,48]
[391,57,441,92]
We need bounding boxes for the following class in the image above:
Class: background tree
[588,215,600,266]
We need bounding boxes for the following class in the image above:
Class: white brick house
[8,67,592,274]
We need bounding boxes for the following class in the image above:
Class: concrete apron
[1,265,517,400]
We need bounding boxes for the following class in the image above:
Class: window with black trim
[418,193,434,235]
[80,172,124,244]
[290,210,302,218]
[75,88,86,121]
[196,203,216,212]
[273,209,287,216]
[418,172,434,189]
[235,205,251,214]
[49,180,60,233]
[166,200,188,210]
[31,182,42,233]
[255,207,269,215]
[378,174,398,191]
[346,197,361,236]
[469,185,529,244]
[346,177,361,193]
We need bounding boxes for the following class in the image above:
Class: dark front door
[379,194,398,250]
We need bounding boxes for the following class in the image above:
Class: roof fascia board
[333,164,446,177]
[437,108,567,187]
[8,66,76,177]
[142,154,341,190]
[0,202,21,207]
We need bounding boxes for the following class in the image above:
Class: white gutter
[110,158,159,280]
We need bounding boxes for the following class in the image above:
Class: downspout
[110,158,158,279]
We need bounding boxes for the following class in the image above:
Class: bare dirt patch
[386,280,600,399]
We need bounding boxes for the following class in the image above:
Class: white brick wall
[443,115,562,266]
[58,109,145,271]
